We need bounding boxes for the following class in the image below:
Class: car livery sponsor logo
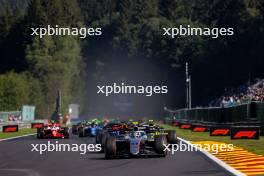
[130,138,140,155]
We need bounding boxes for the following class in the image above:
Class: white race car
[104,127,167,159]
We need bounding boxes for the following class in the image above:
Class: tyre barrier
[231,126,260,140]
[31,123,44,129]
[2,125,19,132]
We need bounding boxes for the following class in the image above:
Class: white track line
[178,137,246,176]
[0,133,36,142]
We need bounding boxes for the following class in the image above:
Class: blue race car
[78,122,103,137]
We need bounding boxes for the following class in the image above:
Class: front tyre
[105,137,117,159]
[37,128,44,139]
[63,127,70,139]
[154,135,167,157]
[96,130,102,144]
[78,128,85,137]
[167,130,178,144]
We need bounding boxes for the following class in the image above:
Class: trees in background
[79,0,264,106]
[0,0,264,113]
[0,0,85,117]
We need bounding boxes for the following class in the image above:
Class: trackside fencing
[165,101,264,138]
[166,102,264,124]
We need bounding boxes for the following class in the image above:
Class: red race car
[37,123,69,139]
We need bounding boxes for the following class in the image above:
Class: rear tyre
[167,130,178,144]
[96,130,102,144]
[63,127,69,139]
[105,137,117,159]
[78,128,85,137]
[37,128,44,139]
[154,135,167,157]
[71,125,77,135]
[100,133,108,153]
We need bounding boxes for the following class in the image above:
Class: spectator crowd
[8,114,21,121]
[210,79,264,107]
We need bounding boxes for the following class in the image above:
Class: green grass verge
[161,124,264,155]
[0,128,36,139]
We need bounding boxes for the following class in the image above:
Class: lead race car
[37,123,69,139]
[104,127,167,159]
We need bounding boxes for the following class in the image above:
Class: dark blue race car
[78,123,103,137]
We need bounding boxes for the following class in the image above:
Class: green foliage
[0,73,29,111]
[1,0,264,113]
[0,72,43,112]
[0,0,85,116]
[26,0,82,26]
[26,35,84,115]
[24,0,85,116]
[0,128,36,139]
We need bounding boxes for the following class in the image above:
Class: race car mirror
[231,126,260,140]
[31,123,44,129]
[210,127,230,136]
[3,125,19,132]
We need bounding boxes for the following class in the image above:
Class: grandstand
[210,79,264,107]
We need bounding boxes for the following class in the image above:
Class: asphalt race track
[0,135,233,176]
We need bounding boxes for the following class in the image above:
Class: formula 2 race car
[72,123,80,135]
[37,123,69,139]
[140,123,178,144]
[96,122,130,152]
[104,127,167,159]
[70,118,82,135]
[78,122,103,137]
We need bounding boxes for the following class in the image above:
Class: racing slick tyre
[78,128,85,137]
[167,130,178,144]
[105,137,117,159]
[96,130,102,144]
[37,128,44,139]
[154,135,167,157]
[71,125,78,135]
[101,133,108,153]
[63,127,70,139]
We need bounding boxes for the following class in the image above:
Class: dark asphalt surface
[0,134,233,176]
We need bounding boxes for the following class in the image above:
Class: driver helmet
[134,131,141,138]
